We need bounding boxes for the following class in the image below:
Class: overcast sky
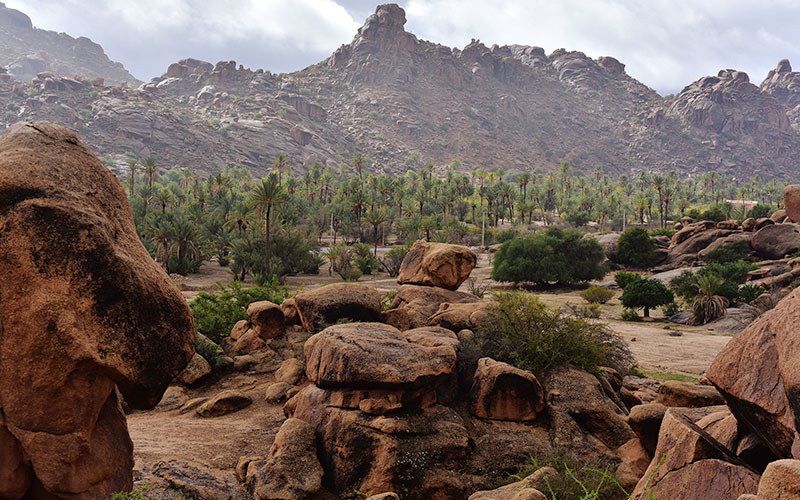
[5,0,800,95]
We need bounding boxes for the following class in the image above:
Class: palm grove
[121,152,791,285]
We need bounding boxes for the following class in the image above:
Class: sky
[4,0,800,95]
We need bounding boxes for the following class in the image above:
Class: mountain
[0,3,797,180]
[0,2,139,86]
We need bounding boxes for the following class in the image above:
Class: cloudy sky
[5,0,800,95]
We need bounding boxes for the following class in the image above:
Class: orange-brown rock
[293,282,381,331]
[707,287,800,458]
[196,390,252,417]
[303,322,457,388]
[771,209,788,223]
[744,459,800,499]
[391,284,478,328]
[380,307,411,331]
[628,402,667,455]
[633,409,758,500]
[656,380,725,408]
[786,185,800,223]
[246,300,285,339]
[242,418,323,500]
[280,297,301,326]
[0,122,195,499]
[397,240,477,290]
[427,301,488,331]
[470,358,544,421]
[751,223,800,260]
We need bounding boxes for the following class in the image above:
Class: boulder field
[0,122,195,499]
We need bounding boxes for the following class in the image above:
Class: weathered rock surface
[786,185,800,223]
[197,390,253,417]
[751,224,800,260]
[656,380,725,408]
[246,301,285,339]
[0,122,195,499]
[628,402,668,455]
[390,284,478,328]
[707,287,800,458]
[304,322,457,388]
[293,283,381,331]
[242,418,323,500]
[397,240,477,290]
[176,353,212,385]
[427,301,488,331]
[740,459,800,499]
[470,358,545,421]
[633,409,759,499]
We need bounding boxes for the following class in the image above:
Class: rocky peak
[760,59,800,124]
[357,3,407,43]
[0,2,32,31]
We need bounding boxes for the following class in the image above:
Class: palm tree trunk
[265,205,271,277]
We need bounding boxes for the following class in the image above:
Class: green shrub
[580,286,614,304]
[746,204,774,219]
[326,243,362,281]
[381,290,396,311]
[505,451,630,500]
[491,228,607,286]
[660,301,681,317]
[616,227,657,267]
[380,246,409,277]
[738,284,765,304]
[496,228,520,243]
[352,242,380,275]
[461,292,633,376]
[620,278,674,318]
[614,272,642,290]
[196,335,223,369]
[699,205,728,222]
[112,487,149,500]
[702,239,752,264]
[649,228,675,238]
[669,270,699,302]
[190,280,289,343]
[620,308,641,322]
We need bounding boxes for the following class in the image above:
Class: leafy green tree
[616,227,657,267]
[491,228,607,286]
[249,174,285,278]
[620,278,673,318]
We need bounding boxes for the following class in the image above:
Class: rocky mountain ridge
[0,3,798,180]
[0,2,139,86]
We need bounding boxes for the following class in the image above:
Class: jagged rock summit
[0,2,139,85]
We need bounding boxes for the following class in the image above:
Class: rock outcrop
[751,223,800,260]
[397,240,477,290]
[785,185,800,223]
[390,284,479,328]
[469,358,544,421]
[0,122,195,499]
[707,287,800,458]
[293,283,382,331]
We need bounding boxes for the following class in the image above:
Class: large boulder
[470,358,545,421]
[0,122,195,499]
[242,418,323,500]
[785,185,800,223]
[426,301,488,331]
[742,459,800,499]
[707,287,800,458]
[656,380,725,407]
[632,409,759,499]
[390,284,478,328]
[751,223,800,260]
[397,240,477,290]
[293,282,381,331]
[246,301,285,339]
[304,322,457,388]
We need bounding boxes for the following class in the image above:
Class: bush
[352,242,380,275]
[660,301,681,317]
[699,205,728,222]
[620,308,641,322]
[620,278,674,318]
[380,246,409,277]
[702,239,752,264]
[196,335,223,369]
[491,228,608,286]
[670,270,700,302]
[616,227,657,267]
[738,284,765,304]
[580,286,614,304]
[190,280,289,343]
[461,292,633,376]
[746,204,774,220]
[649,228,675,238]
[496,228,520,243]
[614,272,642,290]
[326,243,362,281]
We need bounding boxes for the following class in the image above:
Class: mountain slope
[0,3,797,180]
[0,2,139,86]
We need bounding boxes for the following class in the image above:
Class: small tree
[620,278,673,318]
[616,227,657,267]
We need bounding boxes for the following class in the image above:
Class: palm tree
[364,208,388,255]
[272,153,288,184]
[352,153,365,180]
[157,187,174,216]
[692,274,729,324]
[142,157,158,189]
[249,174,285,278]
[127,160,138,198]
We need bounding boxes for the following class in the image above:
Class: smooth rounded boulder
[751,223,800,260]
[304,322,457,388]
[470,358,545,421]
[397,240,477,290]
[785,185,800,223]
[0,122,195,499]
[293,282,381,331]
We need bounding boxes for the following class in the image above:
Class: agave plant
[692,274,729,324]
